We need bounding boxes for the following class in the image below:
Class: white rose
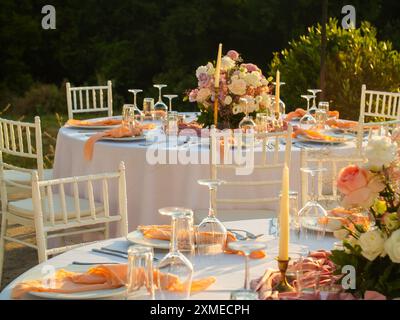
[224,95,233,105]
[365,136,398,170]
[196,88,211,103]
[261,78,269,86]
[206,62,215,75]
[221,56,235,70]
[359,230,386,261]
[228,79,247,96]
[243,72,261,87]
[384,229,400,263]
[261,93,272,108]
[383,213,400,231]
[196,65,208,79]
[255,95,263,104]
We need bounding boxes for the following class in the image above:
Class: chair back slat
[73,180,81,222]
[87,180,96,219]
[66,82,113,119]
[102,179,110,217]
[210,126,292,207]
[360,85,400,121]
[46,185,55,226]
[59,183,68,224]
[26,126,32,155]
[17,125,24,153]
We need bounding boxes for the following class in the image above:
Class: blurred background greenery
[0,0,399,119]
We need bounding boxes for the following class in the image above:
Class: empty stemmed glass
[153,84,168,118]
[298,168,328,241]
[163,94,178,112]
[307,89,322,115]
[301,95,315,111]
[229,240,268,300]
[196,179,227,256]
[157,207,194,300]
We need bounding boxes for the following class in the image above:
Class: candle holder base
[274,258,295,293]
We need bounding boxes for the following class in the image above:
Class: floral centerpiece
[330,135,400,299]
[186,50,272,129]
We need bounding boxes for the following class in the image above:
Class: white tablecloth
[53,116,359,233]
[0,219,337,300]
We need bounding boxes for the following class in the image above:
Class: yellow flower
[373,200,387,215]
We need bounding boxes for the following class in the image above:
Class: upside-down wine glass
[163,94,178,112]
[153,84,168,119]
[238,97,256,133]
[301,95,315,112]
[229,240,268,300]
[298,167,328,242]
[307,89,322,115]
[196,179,227,256]
[157,207,194,300]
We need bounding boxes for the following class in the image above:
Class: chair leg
[35,231,47,263]
[0,212,8,285]
[104,222,110,240]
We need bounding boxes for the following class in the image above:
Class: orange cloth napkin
[292,128,345,142]
[11,264,216,299]
[325,118,358,129]
[83,125,143,161]
[138,225,266,259]
[286,108,339,122]
[66,118,122,127]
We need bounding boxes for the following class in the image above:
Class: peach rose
[337,165,385,208]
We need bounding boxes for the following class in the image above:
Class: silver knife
[92,248,127,259]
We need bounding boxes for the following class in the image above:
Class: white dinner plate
[28,265,126,300]
[302,219,337,233]
[126,230,169,250]
[67,124,120,130]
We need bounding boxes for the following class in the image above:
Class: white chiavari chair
[0,161,128,284]
[300,148,366,210]
[66,81,113,120]
[194,126,293,223]
[0,116,52,202]
[356,119,400,152]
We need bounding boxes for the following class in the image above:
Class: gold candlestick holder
[274,257,295,293]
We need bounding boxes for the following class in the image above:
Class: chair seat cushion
[8,195,104,221]
[4,169,53,185]
[5,185,32,201]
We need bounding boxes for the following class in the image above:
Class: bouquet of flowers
[186,50,272,128]
[330,135,400,299]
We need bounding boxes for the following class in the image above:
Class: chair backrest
[359,84,400,123]
[0,116,44,182]
[209,126,292,210]
[31,162,128,233]
[66,81,113,120]
[300,148,366,208]
[356,119,400,151]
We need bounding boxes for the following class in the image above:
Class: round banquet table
[0,218,336,300]
[53,114,360,234]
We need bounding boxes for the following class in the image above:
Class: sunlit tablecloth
[0,219,337,300]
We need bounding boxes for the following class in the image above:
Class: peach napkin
[293,128,345,142]
[286,108,339,122]
[66,118,122,127]
[138,225,266,259]
[83,126,143,161]
[326,118,358,129]
[11,264,216,299]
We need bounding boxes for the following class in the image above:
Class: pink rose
[227,50,240,61]
[241,63,259,72]
[188,89,198,102]
[198,73,211,88]
[337,165,385,208]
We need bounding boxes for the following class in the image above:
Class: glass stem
[170,216,178,254]
[310,173,316,202]
[244,254,250,290]
[208,187,216,218]
[158,89,162,103]
[133,94,137,109]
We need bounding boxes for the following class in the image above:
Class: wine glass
[298,168,328,242]
[301,95,315,111]
[299,111,317,128]
[153,84,168,119]
[239,98,256,133]
[228,240,267,300]
[128,89,143,109]
[307,89,322,114]
[157,207,194,300]
[196,179,227,255]
[163,94,178,112]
